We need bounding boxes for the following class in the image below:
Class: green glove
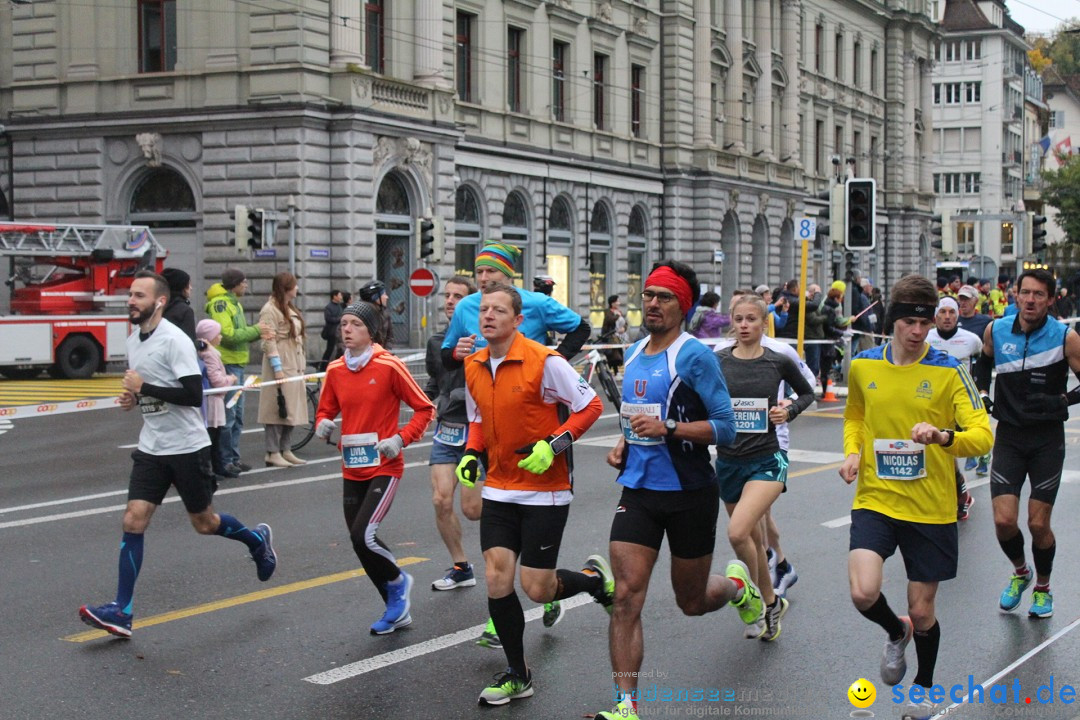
[456,450,481,488]
[516,439,555,475]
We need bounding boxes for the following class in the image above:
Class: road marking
[787,461,843,479]
[821,476,992,528]
[0,419,11,437]
[787,449,846,464]
[939,613,1080,714]
[303,594,595,685]
[63,557,430,643]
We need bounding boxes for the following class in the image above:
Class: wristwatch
[939,428,955,448]
[664,418,678,437]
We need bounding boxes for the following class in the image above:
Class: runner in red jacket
[314,300,434,635]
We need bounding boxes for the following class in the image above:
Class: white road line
[939,614,1080,714]
[821,477,991,529]
[787,449,846,464]
[303,594,595,685]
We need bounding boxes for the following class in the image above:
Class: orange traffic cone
[822,377,838,402]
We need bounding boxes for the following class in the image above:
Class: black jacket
[163,296,197,345]
[322,301,344,340]
[424,330,468,424]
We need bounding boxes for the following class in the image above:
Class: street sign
[797,217,817,241]
[714,250,725,263]
[254,248,276,258]
[309,248,329,258]
[408,267,439,297]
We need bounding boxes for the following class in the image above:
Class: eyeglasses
[641,290,678,304]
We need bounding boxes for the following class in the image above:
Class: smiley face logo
[848,678,876,708]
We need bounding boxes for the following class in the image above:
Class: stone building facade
[0,0,938,347]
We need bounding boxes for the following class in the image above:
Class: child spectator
[196,319,237,480]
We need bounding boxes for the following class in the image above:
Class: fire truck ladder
[0,222,165,260]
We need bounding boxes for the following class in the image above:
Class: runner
[595,261,761,720]
[424,275,482,591]
[313,300,435,635]
[79,271,277,639]
[926,296,983,519]
[456,282,609,706]
[955,285,993,476]
[840,275,992,720]
[973,268,1080,619]
[715,293,815,641]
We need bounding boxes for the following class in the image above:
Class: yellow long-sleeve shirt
[843,343,993,524]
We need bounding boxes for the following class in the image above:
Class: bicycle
[577,337,622,409]
[290,367,324,452]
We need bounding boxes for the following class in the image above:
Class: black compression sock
[554,568,602,601]
[998,531,1026,566]
[489,592,527,677]
[858,593,905,641]
[1032,542,1056,579]
[912,621,941,689]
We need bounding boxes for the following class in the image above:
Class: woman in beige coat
[258,272,309,467]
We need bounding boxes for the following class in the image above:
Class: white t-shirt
[466,353,598,506]
[927,327,982,368]
[127,319,211,455]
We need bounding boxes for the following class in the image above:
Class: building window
[852,42,861,87]
[945,41,961,62]
[1051,110,1066,128]
[1001,222,1014,255]
[593,53,608,130]
[964,172,981,193]
[502,192,530,285]
[815,119,824,174]
[631,64,645,138]
[933,84,940,104]
[365,0,385,72]
[456,12,475,102]
[552,41,568,122]
[944,83,961,104]
[815,24,823,72]
[138,0,177,73]
[967,39,981,60]
[870,49,878,92]
[454,186,484,278]
[130,167,196,226]
[966,81,981,103]
[956,222,975,254]
[508,27,524,113]
[589,202,613,327]
[627,206,648,328]
[835,125,844,158]
[835,32,843,79]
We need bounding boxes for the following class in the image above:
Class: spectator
[320,289,344,370]
[601,294,626,373]
[1056,288,1075,326]
[689,291,729,338]
[777,279,821,377]
[196,318,236,481]
[258,272,309,468]
[757,283,789,335]
[850,278,875,353]
[161,268,196,345]
[205,268,271,476]
[358,280,394,349]
[819,283,851,388]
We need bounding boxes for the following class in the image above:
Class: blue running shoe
[1000,568,1032,612]
[385,571,413,621]
[431,563,476,591]
[964,457,977,471]
[774,562,799,598]
[1029,590,1054,619]
[252,523,277,582]
[370,608,412,634]
[976,455,989,477]
[79,602,133,639]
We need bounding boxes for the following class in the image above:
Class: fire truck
[0,222,166,379]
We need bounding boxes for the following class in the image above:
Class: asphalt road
[3,398,1080,720]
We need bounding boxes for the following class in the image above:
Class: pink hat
[196,318,222,341]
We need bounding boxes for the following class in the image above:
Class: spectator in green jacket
[205,268,271,476]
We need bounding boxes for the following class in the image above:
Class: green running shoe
[584,554,616,614]
[477,669,533,706]
[1029,589,1054,619]
[999,568,1032,612]
[726,559,764,625]
[542,601,564,628]
[597,700,640,719]
[476,617,502,649]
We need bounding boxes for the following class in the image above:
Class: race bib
[731,398,768,434]
[137,396,167,416]
[434,421,466,447]
[873,439,927,480]
[341,432,380,468]
[620,402,663,445]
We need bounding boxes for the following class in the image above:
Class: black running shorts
[480,500,569,570]
[989,422,1064,505]
[129,446,215,514]
[849,508,958,582]
[609,484,720,559]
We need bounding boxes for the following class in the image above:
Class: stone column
[329,0,364,67]
[781,0,800,163]
[902,50,917,190]
[694,0,713,145]
[414,0,449,87]
[753,0,773,157]
[725,0,745,152]
[66,1,98,77]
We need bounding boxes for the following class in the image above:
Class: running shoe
[1029,590,1054,619]
[384,571,412,621]
[542,601,565,628]
[78,602,132,639]
[584,554,616,614]
[369,609,412,634]
[774,562,799,597]
[963,457,977,471]
[251,523,277,582]
[597,700,640,720]
[236,461,253,472]
[957,491,974,521]
[976,455,989,477]
[880,615,913,685]
[744,611,766,639]
[478,668,533,706]
[761,596,789,642]
[901,698,937,720]
[999,568,1033,612]
[432,563,476,591]
[476,617,502,649]
[766,547,778,588]
[725,560,764,625]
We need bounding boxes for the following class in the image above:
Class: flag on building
[1054,136,1072,166]
[1038,135,1052,155]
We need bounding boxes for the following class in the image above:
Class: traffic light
[247,208,263,249]
[929,211,952,254]
[844,251,856,281]
[845,178,875,250]
[418,218,435,259]
[234,204,251,252]
[813,184,846,246]
[1029,212,1048,255]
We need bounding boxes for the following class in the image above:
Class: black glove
[980,394,994,414]
[276,388,288,419]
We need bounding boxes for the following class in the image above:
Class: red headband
[645,266,693,315]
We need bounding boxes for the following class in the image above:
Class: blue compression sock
[215,513,263,552]
[115,531,144,615]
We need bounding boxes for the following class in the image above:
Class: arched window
[502,191,530,245]
[548,196,573,245]
[376,172,411,215]
[589,201,613,326]
[590,202,612,239]
[129,167,196,227]
[627,205,649,327]
[546,195,574,306]
[454,185,483,278]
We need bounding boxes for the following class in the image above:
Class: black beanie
[342,301,382,340]
[161,267,190,294]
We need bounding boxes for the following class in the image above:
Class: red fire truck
[0,222,166,379]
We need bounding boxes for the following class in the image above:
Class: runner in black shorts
[79,271,277,640]
[595,261,762,720]
[974,268,1080,619]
